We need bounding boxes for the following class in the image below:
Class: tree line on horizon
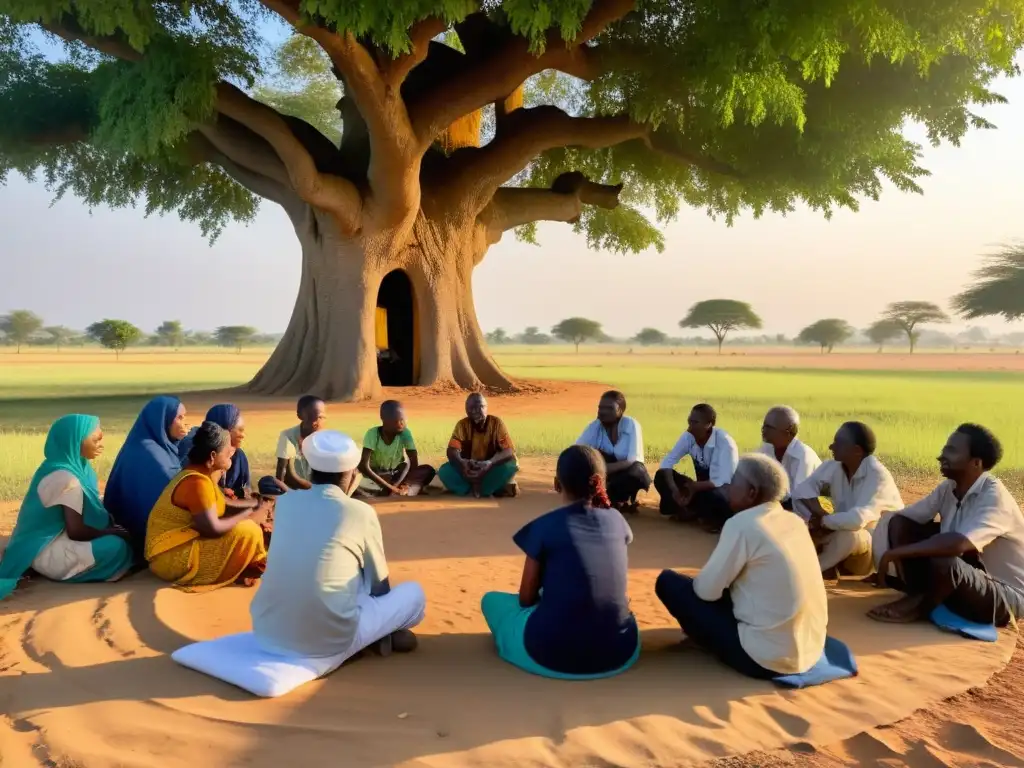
[5,243,1023,356]
[486,298,1024,354]
[0,314,281,356]
[482,244,1024,354]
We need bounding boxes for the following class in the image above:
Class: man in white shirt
[654,404,739,529]
[757,405,821,510]
[867,424,1024,625]
[792,421,903,578]
[575,390,651,513]
[655,453,827,678]
[252,431,426,659]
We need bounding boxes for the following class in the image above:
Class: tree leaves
[2,0,1024,252]
[952,242,1024,321]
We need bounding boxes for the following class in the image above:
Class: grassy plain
[1,346,1022,504]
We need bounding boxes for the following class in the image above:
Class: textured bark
[247,207,512,400]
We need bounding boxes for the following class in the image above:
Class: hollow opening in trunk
[375,269,417,387]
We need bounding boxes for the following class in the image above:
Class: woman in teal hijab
[0,415,134,600]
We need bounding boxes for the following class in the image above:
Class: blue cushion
[930,604,998,642]
[773,636,858,689]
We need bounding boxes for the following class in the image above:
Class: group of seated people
[1,389,1021,684]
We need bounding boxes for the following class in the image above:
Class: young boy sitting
[358,400,436,497]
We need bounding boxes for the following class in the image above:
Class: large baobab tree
[2,1,1022,399]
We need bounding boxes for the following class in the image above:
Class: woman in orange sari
[145,421,269,591]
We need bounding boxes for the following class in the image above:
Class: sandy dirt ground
[0,462,1016,768]
[1,381,1022,767]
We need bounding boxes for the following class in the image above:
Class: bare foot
[867,593,927,624]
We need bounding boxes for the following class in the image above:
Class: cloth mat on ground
[773,636,858,689]
[481,592,641,680]
[930,604,999,642]
[172,632,348,697]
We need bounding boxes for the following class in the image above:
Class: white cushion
[171,632,348,698]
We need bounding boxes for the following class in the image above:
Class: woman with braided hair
[480,445,640,679]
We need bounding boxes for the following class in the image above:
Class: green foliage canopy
[953,242,1024,322]
[797,318,854,353]
[86,318,142,356]
[0,309,43,351]
[880,301,950,353]
[2,1,1023,253]
[43,325,77,349]
[216,324,258,352]
[551,316,603,351]
[633,327,667,346]
[865,318,903,349]
[679,299,762,351]
[155,320,186,348]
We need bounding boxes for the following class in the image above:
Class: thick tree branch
[481,171,622,243]
[186,133,294,208]
[215,82,362,233]
[382,17,449,88]
[409,0,636,148]
[40,18,143,62]
[256,0,419,226]
[449,106,737,211]
[197,116,290,187]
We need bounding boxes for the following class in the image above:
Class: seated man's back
[251,484,387,657]
[698,503,828,673]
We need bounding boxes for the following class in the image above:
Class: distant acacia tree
[486,328,510,345]
[679,300,762,354]
[0,310,44,353]
[155,320,186,349]
[880,301,950,354]
[865,319,904,352]
[519,327,551,345]
[216,325,259,353]
[87,319,142,359]
[551,317,603,353]
[952,243,1024,322]
[797,318,854,353]
[44,325,77,351]
[633,328,668,346]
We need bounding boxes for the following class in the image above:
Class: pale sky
[2,75,1023,339]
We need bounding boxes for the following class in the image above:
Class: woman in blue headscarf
[104,396,189,552]
[177,404,251,498]
[0,415,134,599]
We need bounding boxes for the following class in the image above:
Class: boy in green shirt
[358,401,436,497]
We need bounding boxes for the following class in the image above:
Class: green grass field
[1,347,1022,504]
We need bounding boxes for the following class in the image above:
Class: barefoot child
[358,400,436,497]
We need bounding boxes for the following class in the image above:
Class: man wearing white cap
[251,431,426,659]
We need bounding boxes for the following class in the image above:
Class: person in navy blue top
[481,445,640,677]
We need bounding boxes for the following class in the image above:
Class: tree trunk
[247,209,513,400]
[717,337,724,354]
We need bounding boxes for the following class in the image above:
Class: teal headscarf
[0,414,108,599]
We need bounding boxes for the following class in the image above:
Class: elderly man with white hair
[655,453,827,679]
[757,405,821,510]
[251,430,426,660]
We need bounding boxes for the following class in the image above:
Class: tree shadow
[372,483,714,571]
[3,583,994,768]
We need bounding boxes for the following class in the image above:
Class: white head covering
[302,430,361,473]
